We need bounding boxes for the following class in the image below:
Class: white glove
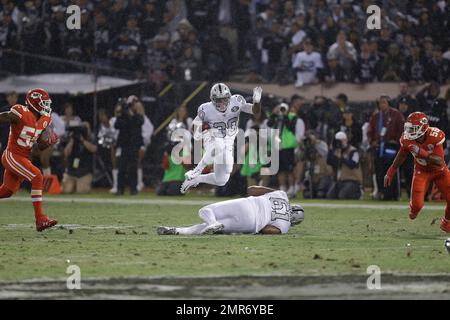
[253,86,262,104]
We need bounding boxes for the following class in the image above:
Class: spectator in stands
[327,31,357,81]
[202,27,232,81]
[326,131,362,200]
[380,43,402,81]
[355,40,380,83]
[292,38,323,88]
[0,9,19,73]
[145,32,172,91]
[261,18,287,81]
[62,122,98,194]
[367,95,405,200]
[141,0,163,41]
[424,45,450,84]
[110,30,140,72]
[403,45,426,84]
[320,54,347,83]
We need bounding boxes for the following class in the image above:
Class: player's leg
[409,170,430,220]
[181,143,233,193]
[433,170,450,232]
[5,151,57,231]
[197,207,224,234]
[185,141,215,180]
[175,223,208,235]
[0,151,22,198]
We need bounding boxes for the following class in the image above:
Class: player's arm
[247,185,276,196]
[384,149,408,187]
[192,115,206,141]
[37,127,59,151]
[259,225,281,235]
[428,154,443,166]
[252,87,262,115]
[0,110,20,125]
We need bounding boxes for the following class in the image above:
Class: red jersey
[7,104,52,158]
[400,126,446,172]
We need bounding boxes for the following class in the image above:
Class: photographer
[114,97,144,195]
[62,123,98,194]
[299,131,333,199]
[267,102,298,197]
[326,132,362,200]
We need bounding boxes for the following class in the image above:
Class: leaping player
[0,88,59,231]
[384,112,450,232]
[180,83,262,193]
[158,186,304,235]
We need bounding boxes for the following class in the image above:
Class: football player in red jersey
[0,88,59,231]
[384,112,450,232]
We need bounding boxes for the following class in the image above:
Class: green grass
[0,193,449,281]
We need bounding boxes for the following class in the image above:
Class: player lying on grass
[180,83,262,194]
[384,112,450,232]
[0,88,59,232]
[157,186,304,235]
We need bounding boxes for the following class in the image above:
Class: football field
[1,192,450,299]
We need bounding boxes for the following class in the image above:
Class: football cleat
[409,211,419,220]
[440,218,450,233]
[36,216,58,232]
[201,223,224,235]
[180,178,199,194]
[157,226,178,235]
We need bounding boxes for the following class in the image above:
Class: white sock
[137,168,143,185]
[42,168,51,176]
[280,185,287,192]
[176,223,208,235]
[198,208,218,225]
[112,169,118,189]
[287,185,295,194]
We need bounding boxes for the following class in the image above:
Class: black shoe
[130,190,138,196]
[115,190,124,196]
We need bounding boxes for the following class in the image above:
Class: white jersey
[293,51,323,86]
[204,190,291,234]
[197,95,253,141]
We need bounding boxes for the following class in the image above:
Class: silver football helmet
[210,83,231,112]
[290,204,304,226]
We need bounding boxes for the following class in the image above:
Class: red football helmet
[404,111,429,140]
[26,88,52,117]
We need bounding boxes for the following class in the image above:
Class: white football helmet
[290,204,304,226]
[210,83,231,112]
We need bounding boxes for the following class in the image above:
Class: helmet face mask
[210,83,231,113]
[289,204,304,226]
[404,112,429,140]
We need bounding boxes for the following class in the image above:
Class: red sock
[0,185,13,198]
[31,190,45,219]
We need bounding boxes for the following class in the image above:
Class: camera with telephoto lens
[68,125,88,142]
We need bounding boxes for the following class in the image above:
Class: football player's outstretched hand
[384,165,396,187]
[253,86,262,104]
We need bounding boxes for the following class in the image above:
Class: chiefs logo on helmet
[26,88,52,117]
[404,112,429,140]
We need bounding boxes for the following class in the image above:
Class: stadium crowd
[1,0,449,87]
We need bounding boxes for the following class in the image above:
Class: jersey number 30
[17,126,42,148]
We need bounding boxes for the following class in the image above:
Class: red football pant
[1,150,45,219]
[410,168,450,219]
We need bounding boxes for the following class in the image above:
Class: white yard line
[2,196,446,210]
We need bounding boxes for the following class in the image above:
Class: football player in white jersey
[180,83,262,193]
[157,186,304,235]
